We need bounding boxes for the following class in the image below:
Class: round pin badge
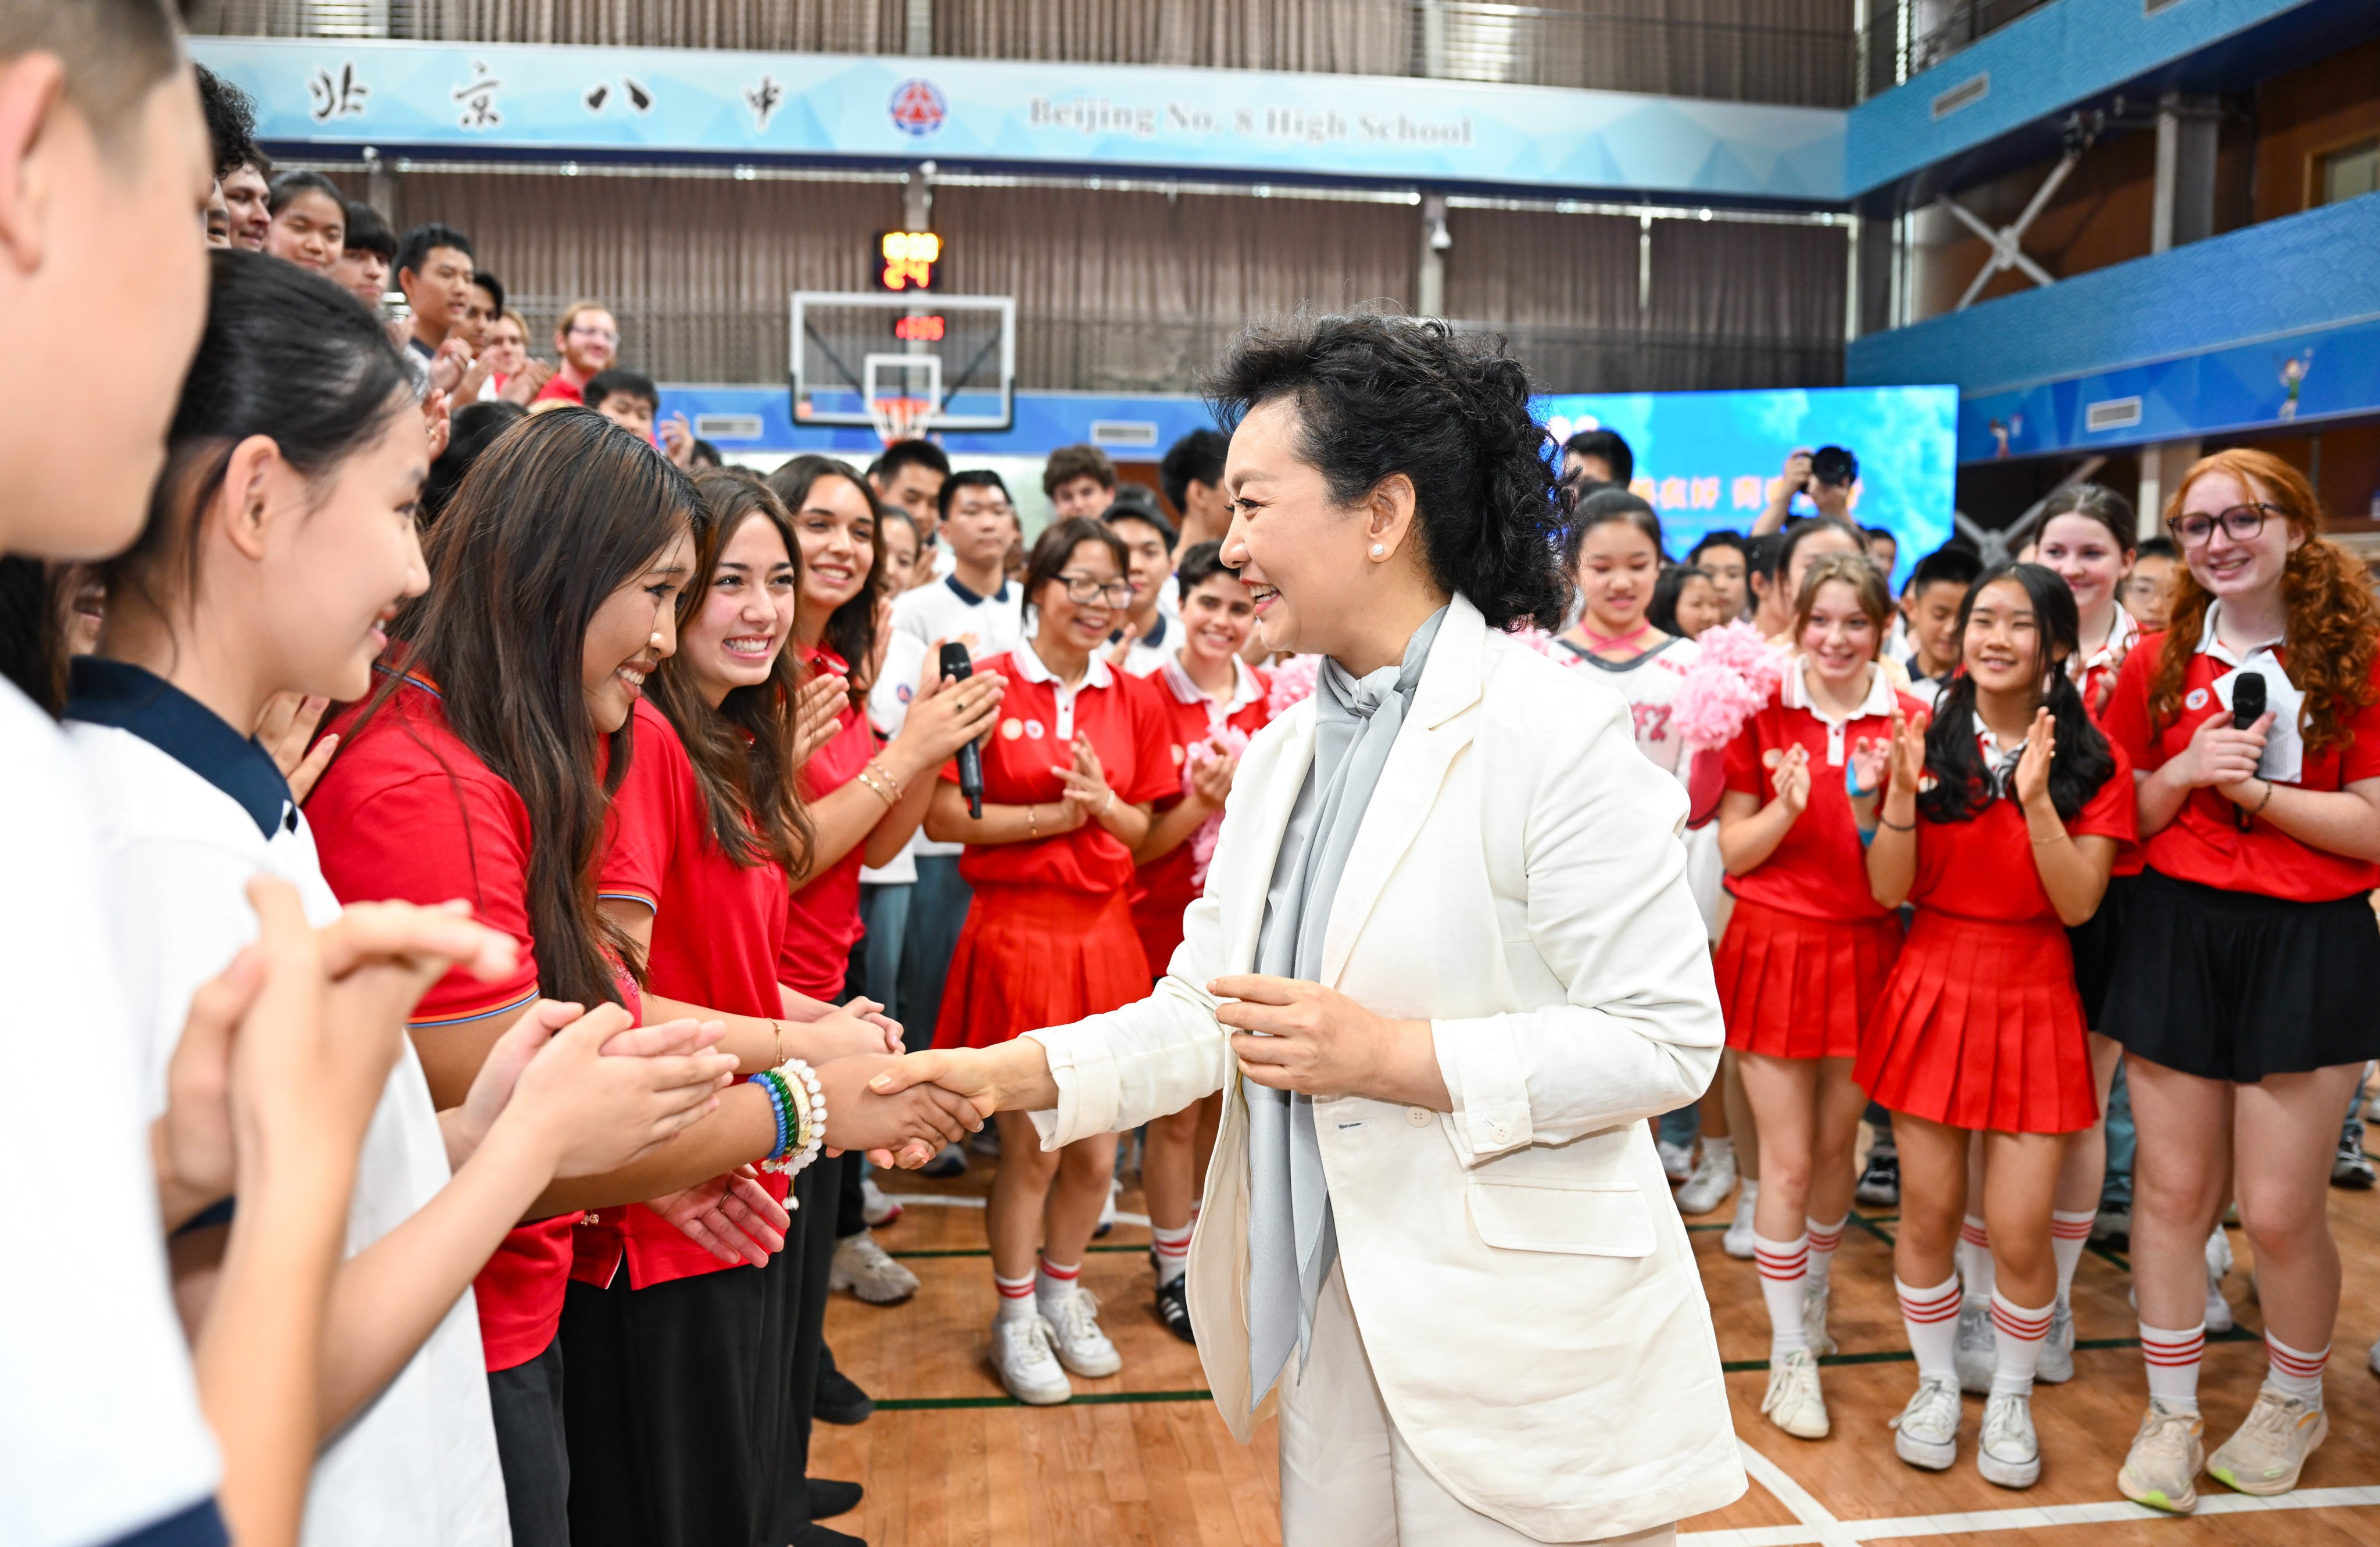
[2185,688,2209,710]
[1001,717,1023,740]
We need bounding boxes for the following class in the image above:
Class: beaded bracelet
[747,1069,792,1162]
[749,1060,828,1175]
[784,1059,827,1175]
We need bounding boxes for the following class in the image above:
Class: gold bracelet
[866,757,903,804]
[770,1019,785,1066]
[2030,829,2068,846]
[2251,778,2277,814]
[854,767,897,809]
[1026,803,1039,839]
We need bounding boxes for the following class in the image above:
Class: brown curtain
[1643,216,1845,388]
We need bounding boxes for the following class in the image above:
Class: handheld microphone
[2231,670,2267,730]
[940,641,985,819]
[2232,670,2267,830]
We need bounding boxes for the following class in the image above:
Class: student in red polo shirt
[310,414,968,1547]
[2096,449,2380,1511]
[1857,563,2132,1491]
[764,455,1008,1326]
[1124,540,1270,1342]
[564,469,979,1547]
[927,516,1176,1406]
[1713,552,1926,1441]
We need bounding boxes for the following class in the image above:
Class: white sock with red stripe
[1958,1216,1995,1304]
[1035,1255,1082,1314]
[1754,1232,1810,1357]
[994,1269,1037,1324]
[2139,1320,2206,1413]
[2263,1332,2328,1408]
[2050,1210,2095,1305]
[1989,1289,2054,1396]
[1897,1274,1962,1382]
[1151,1223,1193,1287]
[1805,1214,1846,1293]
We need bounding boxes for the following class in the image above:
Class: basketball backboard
[790,291,1015,442]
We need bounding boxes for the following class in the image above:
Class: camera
[1809,445,1859,489]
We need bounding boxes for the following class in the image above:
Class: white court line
[880,1191,1153,1229]
[1687,1464,2380,1546]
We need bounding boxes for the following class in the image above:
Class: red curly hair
[2146,448,2380,755]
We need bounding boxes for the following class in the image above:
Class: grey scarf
[1243,606,1447,1408]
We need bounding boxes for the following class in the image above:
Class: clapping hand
[792,671,847,766]
[1188,738,1239,810]
[255,692,337,803]
[2012,706,2057,812]
[1055,735,1115,825]
[1887,707,1930,796]
[1762,744,1811,819]
[455,1003,739,1177]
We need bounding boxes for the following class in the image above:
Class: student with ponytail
[2096,449,2380,1510]
[1714,551,1924,1441]
[70,250,743,1547]
[1857,562,2131,1492]
[306,411,971,1547]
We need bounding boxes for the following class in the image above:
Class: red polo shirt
[1128,655,1271,975]
[577,700,793,1288]
[946,647,1176,895]
[781,649,875,999]
[1909,741,2136,924]
[1722,664,1931,922]
[309,675,621,1371]
[531,373,585,406]
[2102,630,2380,901]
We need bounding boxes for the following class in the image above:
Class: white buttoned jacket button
[1405,1106,1432,1127]
[1491,1121,1512,1143]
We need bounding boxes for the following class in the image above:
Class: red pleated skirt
[1713,896,1903,1060]
[1856,909,2099,1134]
[933,883,1151,1050]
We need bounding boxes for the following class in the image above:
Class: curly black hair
[1204,313,1567,633]
[1919,562,2117,824]
[194,64,259,182]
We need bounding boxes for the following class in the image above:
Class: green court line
[875,1389,1212,1412]
[1846,1210,1898,1246]
[890,1244,1146,1260]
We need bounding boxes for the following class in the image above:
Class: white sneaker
[1891,1373,1962,1470]
[860,1175,901,1227]
[1760,1348,1829,1439]
[991,1312,1072,1405]
[2207,1388,2328,1496]
[2204,1226,2235,1333]
[1723,1180,1760,1260]
[2036,1297,2075,1384]
[1674,1145,1737,1216]
[830,1230,920,1305]
[1977,1391,2041,1488]
[1658,1139,1695,1184]
[1039,1285,1122,1378]
[1803,1277,1838,1357]
[1954,1297,1995,1395]
[2117,1399,2204,1513]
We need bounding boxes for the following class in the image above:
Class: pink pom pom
[1266,654,1320,716]
[1670,621,1787,751]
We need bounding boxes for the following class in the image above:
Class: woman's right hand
[1763,744,1811,819]
[1887,707,1930,796]
[814,1052,983,1166]
[492,1006,738,1178]
[792,673,847,766]
[2168,708,2271,789]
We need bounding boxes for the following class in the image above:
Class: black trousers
[488,1337,571,1547]
[563,1163,833,1547]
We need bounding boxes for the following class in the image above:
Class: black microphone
[2232,670,2267,830]
[2232,670,2267,730]
[940,641,985,819]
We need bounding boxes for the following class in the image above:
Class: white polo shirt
[893,577,1025,859]
[0,677,222,1547]
[860,628,929,886]
[65,659,508,1547]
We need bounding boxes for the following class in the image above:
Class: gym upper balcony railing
[185,0,1864,109]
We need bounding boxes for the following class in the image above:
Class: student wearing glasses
[2097,449,2380,1512]
[924,515,1176,1405]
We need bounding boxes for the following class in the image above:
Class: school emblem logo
[1001,717,1023,740]
[887,79,946,138]
[2186,688,2210,710]
[1025,720,1046,739]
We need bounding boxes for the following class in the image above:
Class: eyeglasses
[1057,574,1133,606]
[2168,503,2278,547]
[567,324,620,341]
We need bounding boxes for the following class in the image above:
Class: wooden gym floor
[814,1125,2380,1546]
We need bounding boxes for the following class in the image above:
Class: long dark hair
[1919,562,2116,824]
[105,249,413,620]
[646,469,815,877]
[765,453,883,709]
[1205,312,1567,633]
[332,409,700,1008]
[1561,486,1666,572]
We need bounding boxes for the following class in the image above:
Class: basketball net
[869,395,936,446]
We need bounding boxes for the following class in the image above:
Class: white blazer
[1026,594,1746,1541]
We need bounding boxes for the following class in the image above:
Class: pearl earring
[1370,542,1386,558]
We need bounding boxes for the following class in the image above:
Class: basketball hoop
[869,394,936,446]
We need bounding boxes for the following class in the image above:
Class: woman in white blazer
[874,315,1745,1545]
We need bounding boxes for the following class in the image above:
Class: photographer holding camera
[1753,445,1859,536]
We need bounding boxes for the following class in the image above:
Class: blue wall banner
[1536,385,1959,584]
[188,38,1846,203]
